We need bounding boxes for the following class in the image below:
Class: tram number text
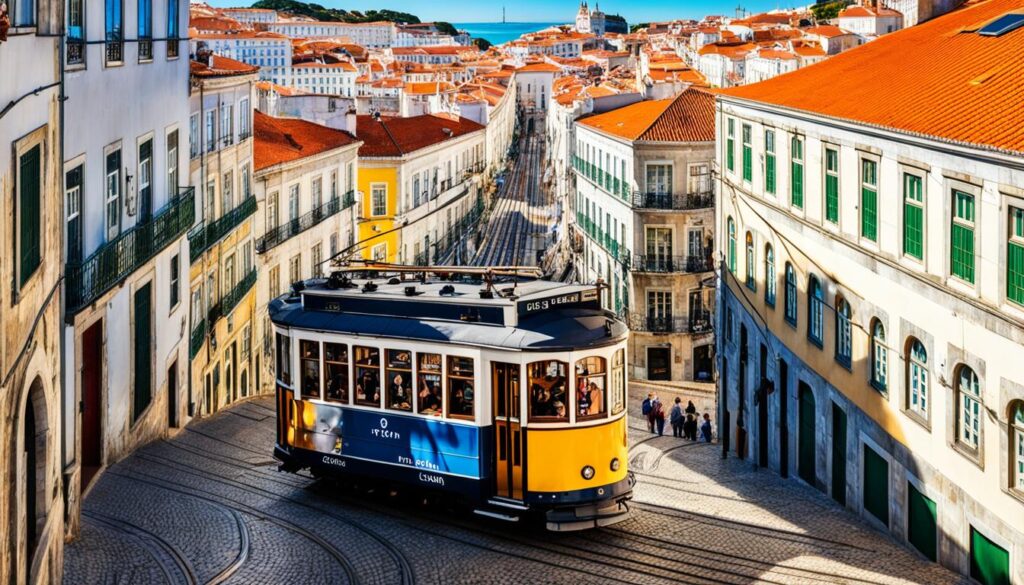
[371,428,402,440]
[418,473,445,486]
[523,293,579,314]
[398,455,440,471]
[321,455,346,468]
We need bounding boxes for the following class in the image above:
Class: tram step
[473,509,521,522]
[487,498,530,511]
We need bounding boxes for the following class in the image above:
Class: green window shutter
[970,527,1010,585]
[904,203,923,259]
[133,283,153,422]
[766,154,776,194]
[826,176,839,223]
[791,162,803,208]
[863,443,889,526]
[727,138,735,171]
[743,146,752,182]
[1009,241,1024,305]
[862,187,877,241]
[19,145,42,287]
[907,483,937,562]
[951,223,975,283]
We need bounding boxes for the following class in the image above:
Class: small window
[951,190,976,284]
[324,343,349,403]
[354,346,381,406]
[385,350,413,411]
[169,254,180,308]
[528,360,569,422]
[741,124,752,182]
[764,130,776,194]
[907,338,928,419]
[447,356,475,420]
[416,353,443,416]
[575,357,607,420]
[17,144,42,287]
[903,173,924,260]
[745,232,756,291]
[808,276,824,346]
[1011,401,1024,492]
[835,296,852,367]
[956,365,982,452]
[784,263,797,324]
[727,217,737,272]
[1007,207,1024,306]
[825,148,839,224]
[791,136,804,209]
[371,184,387,216]
[861,159,878,241]
[300,340,321,399]
[764,245,776,306]
[611,349,625,415]
[276,333,291,385]
[870,320,887,392]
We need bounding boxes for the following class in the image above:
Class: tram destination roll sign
[518,288,600,316]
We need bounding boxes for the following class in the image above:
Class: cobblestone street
[64,390,968,585]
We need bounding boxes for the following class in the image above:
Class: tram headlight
[581,465,596,480]
[610,458,620,472]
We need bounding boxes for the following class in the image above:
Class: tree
[434,21,459,36]
[472,37,492,50]
[810,0,851,22]
[630,22,649,33]
[249,0,420,24]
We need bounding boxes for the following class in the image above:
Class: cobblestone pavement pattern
[64,390,969,584]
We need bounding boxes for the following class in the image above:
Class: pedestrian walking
[642,392,655,433]
[651,398,666,436]
[701,413,713,442]
[670,397,684,438]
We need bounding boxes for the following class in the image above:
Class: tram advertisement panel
[342,409,482,478]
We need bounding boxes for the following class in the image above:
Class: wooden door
[492,362,523,501]
[798,382,816,486]
[81,320,103,488]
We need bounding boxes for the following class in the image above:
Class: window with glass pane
[742,124,752,182]
[611,349,625,415]
[18,145,41,287]
[745,232,756,291]
[447,356,475,420]
[647,290,671,331]
[575,357,607,420]
[1007,207,1024,305]
[324,343,349,403]
[825,148,839,224]
[1012,402,1024,491]
[765,130,776,194]
[903,174,924,259]
[835,297,851,367]
[808,276,823,346]
[765,245,776,306]
[371,185,387,216]
[957,366,981,451]
[289,185,299,221]
[645,164,672,195]
[276,333,291,385]
[951,190,975,283]
[726,119,735,172]
[189,114,199,158]
[727,217,736,272]
[167,0,180,57]
[528,360,569,421]
[871,321,887,391]
[354,346,381,406]
[416,353,443,416]
[861,160,878,241]
[385,350,413,411]
[300,340,321,399]
[105,149,121,240]
[221,171,233,216]
[137,0,152,59]
[791,136,804,208]
[784,263,797,324]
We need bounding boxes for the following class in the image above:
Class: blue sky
[206,0,792,24]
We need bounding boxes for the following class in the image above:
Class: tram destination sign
[518,288,600,316]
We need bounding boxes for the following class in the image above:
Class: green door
[831,404,847,506]
[970,527,1010,585]
[863,444,889,527]
[798,383,816,485]
[133,283,153,422]
[907,482,937,561]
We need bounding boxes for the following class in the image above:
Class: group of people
[531,383,568,418]
[642,392,712,442]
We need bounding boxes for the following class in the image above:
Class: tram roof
[268,278,628,351]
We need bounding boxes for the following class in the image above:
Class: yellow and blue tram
[270,268,632,530]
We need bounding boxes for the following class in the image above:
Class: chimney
[345,107,358,135]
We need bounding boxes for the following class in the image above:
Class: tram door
[492,362,523,501]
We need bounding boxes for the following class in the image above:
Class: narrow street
[64,387,965,585]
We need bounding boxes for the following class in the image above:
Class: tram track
[83,510,200,585]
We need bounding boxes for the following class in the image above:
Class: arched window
[764,244,776,306]
[834,296,851,366]
[745,232,756,290]
[808,276,823,346]
[1011,401,1024,491]
[870,320,887,392]
[727,217,736,272]
[906,338,928,418]
[956,365,982,452]
[784,262,797,324]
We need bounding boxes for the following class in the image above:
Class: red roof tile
[578,88,716,142]
[254,111,360,171]
[191,55,259,77]
[356,114,485,157]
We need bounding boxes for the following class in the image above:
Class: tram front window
[447,356,475,420]
[611,349,626,415]
[354,346,381,407]
[300,340,321,399]
[324,343,349,403]
[416,353,443,416]
[386,350,413,411]
[528,360,569,422]
[276,333,291,385]
[575,356,607,420]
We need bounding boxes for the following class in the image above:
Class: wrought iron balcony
[66,39,85,66]
[632,254,713,274]
[220,269,257,318]
[433,197,485,262]
[626,312,714,334]
[257,191,354,253]
[632,191,714,211]
[105,40,123,64]
[138,39,153,61]
[189,320,207,359]
[188,196,257,263]
[66,188,195,316]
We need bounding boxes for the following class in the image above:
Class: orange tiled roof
[356,114,484,157]
[254,111,360,171]
[191,55,259,77]
[803,25,851,38]
[839,5,902,17]
[578,88,716,142]
[722,0,1024,155]
[516,62,562,73]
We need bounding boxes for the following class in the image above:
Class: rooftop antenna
[503,6,506,24]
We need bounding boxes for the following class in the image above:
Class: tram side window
[447,356,475,420]
[300,340,321,399]
[386,350,413,411]
[276,333,291,385]
[611,349,626,415]
[575,356,607,420]
[354,346,381,407]
[416,353,443,416]
[324,343,349,403]
[528,360,569,422]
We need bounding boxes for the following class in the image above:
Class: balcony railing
[189,196,257,263]
[220,269,257,318]
[138,39,153,61]
[433,197,485,262]
[626,312,714,334]
[105,40,123,64]
[632,254,714,274]
[66,39,85,65]
[67,188,195,315]
[574,214,631,268]
[632,191,714,211]
[189,320,207,359]
[257,191,354,254]
[573,156,631,198]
